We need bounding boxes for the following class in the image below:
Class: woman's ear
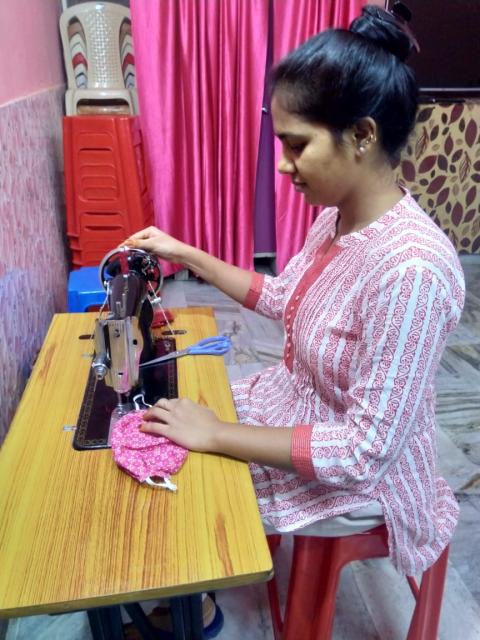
[351,117,378,155]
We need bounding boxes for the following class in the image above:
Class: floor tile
[6,612,92,640]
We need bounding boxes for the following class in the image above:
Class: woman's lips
[293,181,307,192]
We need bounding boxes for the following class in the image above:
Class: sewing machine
[76,247,226,450]
[90,246,165,431]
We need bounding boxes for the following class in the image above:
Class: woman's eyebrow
[274,131,306,140]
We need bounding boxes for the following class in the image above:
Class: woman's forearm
[211,422,295,471]
[142,399,294,470]
[179,244,254,305]
[124,227,256,305]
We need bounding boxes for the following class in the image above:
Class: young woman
[125,4,464,575]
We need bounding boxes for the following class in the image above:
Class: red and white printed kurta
[232,192,465,575]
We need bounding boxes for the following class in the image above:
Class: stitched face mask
[110,410,188,491]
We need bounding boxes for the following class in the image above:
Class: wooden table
[0,308,272,636]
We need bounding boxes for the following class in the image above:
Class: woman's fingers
[126,226,159,241]
[143,405,169,422]
[154,398,172,409]
[140,420,168,436]
[120,238,141,248]
[143,398,179,421]
[121,237,153,249]
[121,226,160,247]
[119,227,185,263]
[140,404,171,436]
[153,398,180,412]
[139,398,223,452]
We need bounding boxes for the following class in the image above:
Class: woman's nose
[277,153,295,174]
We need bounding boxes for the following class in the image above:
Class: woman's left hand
[140,398,226,452]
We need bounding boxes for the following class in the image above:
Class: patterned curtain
[396,102,480,253]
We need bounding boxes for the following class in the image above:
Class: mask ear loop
[145,476,178,491]
[133,393,152,410]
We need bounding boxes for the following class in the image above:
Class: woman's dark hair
[271,4,420,162]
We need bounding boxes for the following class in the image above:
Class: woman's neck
[336,168,404,237]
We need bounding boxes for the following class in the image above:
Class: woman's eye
[289,143,305,154]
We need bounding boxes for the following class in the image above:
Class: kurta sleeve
[243,225,320,319]
[290,263,464,490]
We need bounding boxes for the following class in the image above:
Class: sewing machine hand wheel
[99,247,163,296]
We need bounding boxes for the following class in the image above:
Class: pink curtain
[131,0,268,275]
[273,0,365,272]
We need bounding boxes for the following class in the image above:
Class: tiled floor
[5,256,480,639]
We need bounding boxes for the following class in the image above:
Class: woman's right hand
[122,226,187,262]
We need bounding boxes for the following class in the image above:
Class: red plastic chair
[266,524,449,640]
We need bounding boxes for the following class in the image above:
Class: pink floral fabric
[110,410,188,483]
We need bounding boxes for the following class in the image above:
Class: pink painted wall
[0,0,64,106]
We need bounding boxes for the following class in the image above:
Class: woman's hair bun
[350,3,420,63]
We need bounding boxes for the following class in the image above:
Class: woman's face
[271,93,358,207]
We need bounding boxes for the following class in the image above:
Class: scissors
[139,335,232,369]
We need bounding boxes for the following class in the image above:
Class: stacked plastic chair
[60,1,153,271]
[63,115,153,268]
[60,1,138,115]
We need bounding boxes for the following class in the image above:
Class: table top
[0,308,272,618]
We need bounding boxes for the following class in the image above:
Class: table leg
[170,595,204,640]
[188,595,205,640]
[122,603,163,640]
[87,606,124,640]
[86,597,204,640]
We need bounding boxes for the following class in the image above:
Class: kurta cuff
[291,424,316,479]
[243,272,265,310]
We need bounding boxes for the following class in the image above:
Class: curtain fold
[131,0,268,275]
[131,0,366,277]
[272,0,365,272]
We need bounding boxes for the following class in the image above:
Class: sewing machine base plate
[73,337,177,450]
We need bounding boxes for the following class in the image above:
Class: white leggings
[263,501,384,538]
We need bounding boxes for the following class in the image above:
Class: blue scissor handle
[186,336,232,355]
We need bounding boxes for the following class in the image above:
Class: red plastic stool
[266,524,449,640]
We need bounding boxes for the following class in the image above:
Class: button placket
[283,239,342,371]
[284,297,299,368]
